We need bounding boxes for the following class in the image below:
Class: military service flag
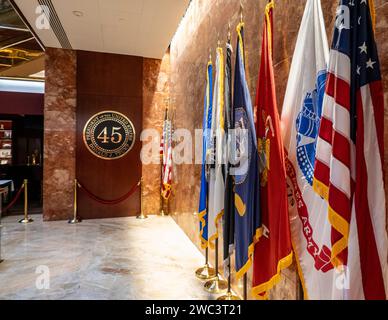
[198,60,213,249]
[252,0,293,299]
[233,22,262,279]
[223,38,234,277]
[280,0,344,299]
[207,47,226,248]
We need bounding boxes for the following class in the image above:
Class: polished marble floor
[0,215,214,300]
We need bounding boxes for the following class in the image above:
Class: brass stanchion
[137,178,148,219]
[204,238,228,294]
[19,179,33,224]
[195,247,216,280]
[69,179,81,224]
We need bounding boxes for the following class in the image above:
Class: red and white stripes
[314,49,353,268]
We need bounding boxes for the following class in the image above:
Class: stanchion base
[136,214,148,220]
[217,291,241,301]
[204,277,228,294]
[159,210,167,217]
[68,218,82,224]
[195,264,216,280]
[19,217,34,224]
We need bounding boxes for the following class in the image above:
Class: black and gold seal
[83,111,136,160]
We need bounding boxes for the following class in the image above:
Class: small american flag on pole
[314,0,387,299]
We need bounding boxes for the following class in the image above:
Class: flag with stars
[313,0,387,299]
[280,0,344,300]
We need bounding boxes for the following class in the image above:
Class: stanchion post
[19,179,33,224]
[69,179,81,224]
[137,178,148,220]
[204,238,228,294]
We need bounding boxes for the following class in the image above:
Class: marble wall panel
[43,48,77,221]
[142,53,171,215]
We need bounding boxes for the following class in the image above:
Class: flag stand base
[19,217,33,224]
[204,276,228,294]
[68,218,82,224]
[195,264,216,280]
[217,291,241,301]
[136,213,148,220]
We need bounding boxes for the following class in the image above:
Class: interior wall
[142,52,171,215]
[0,92,43,115]
[76,51,143,220]
[43,48,77,221]
[169,0,388,299]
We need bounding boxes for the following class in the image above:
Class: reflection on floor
[0,215,214,300]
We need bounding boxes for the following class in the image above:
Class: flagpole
[204,238,228,294]
[217,257,240,300]
[243,274,248,300]
[218,23,240,301]
[195,247,216,280]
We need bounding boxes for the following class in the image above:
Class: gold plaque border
[82,110,136,161]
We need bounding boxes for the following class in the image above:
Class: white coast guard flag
[281,0,344,299]
[207,47,225,249]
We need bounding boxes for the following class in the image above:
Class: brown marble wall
[43,48,77,221]
[169,0,388,300]
[142,53,171,215]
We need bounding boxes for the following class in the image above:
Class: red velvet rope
[3,184,25,212]
[77,180,141,205]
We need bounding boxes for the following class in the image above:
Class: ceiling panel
[13,0,190,59]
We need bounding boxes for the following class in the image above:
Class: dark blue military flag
[233,22,262,279]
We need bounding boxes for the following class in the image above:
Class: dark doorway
[0,114,43,216]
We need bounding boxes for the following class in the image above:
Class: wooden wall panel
[76,51,143,219]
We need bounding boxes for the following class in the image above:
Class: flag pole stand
[204,239,228,294]
[137,178,148,220]
[217,260,240,300]
[243,274,248,300]
[69,179,81,224]
[19,179,33,224]
[195,247,216,280]
[160,197,168,217]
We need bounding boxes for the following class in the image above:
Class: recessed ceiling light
[73,10,83,17]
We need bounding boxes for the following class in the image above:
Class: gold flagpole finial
[217,32,220,47]
[209,48,212,62]
[228,22,231,42]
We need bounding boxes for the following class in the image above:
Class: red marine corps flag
[252,0,293,299]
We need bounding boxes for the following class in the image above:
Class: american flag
[161,109,173,200]
[314,0,387,299]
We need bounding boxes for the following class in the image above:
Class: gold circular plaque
[83,111,136,160]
